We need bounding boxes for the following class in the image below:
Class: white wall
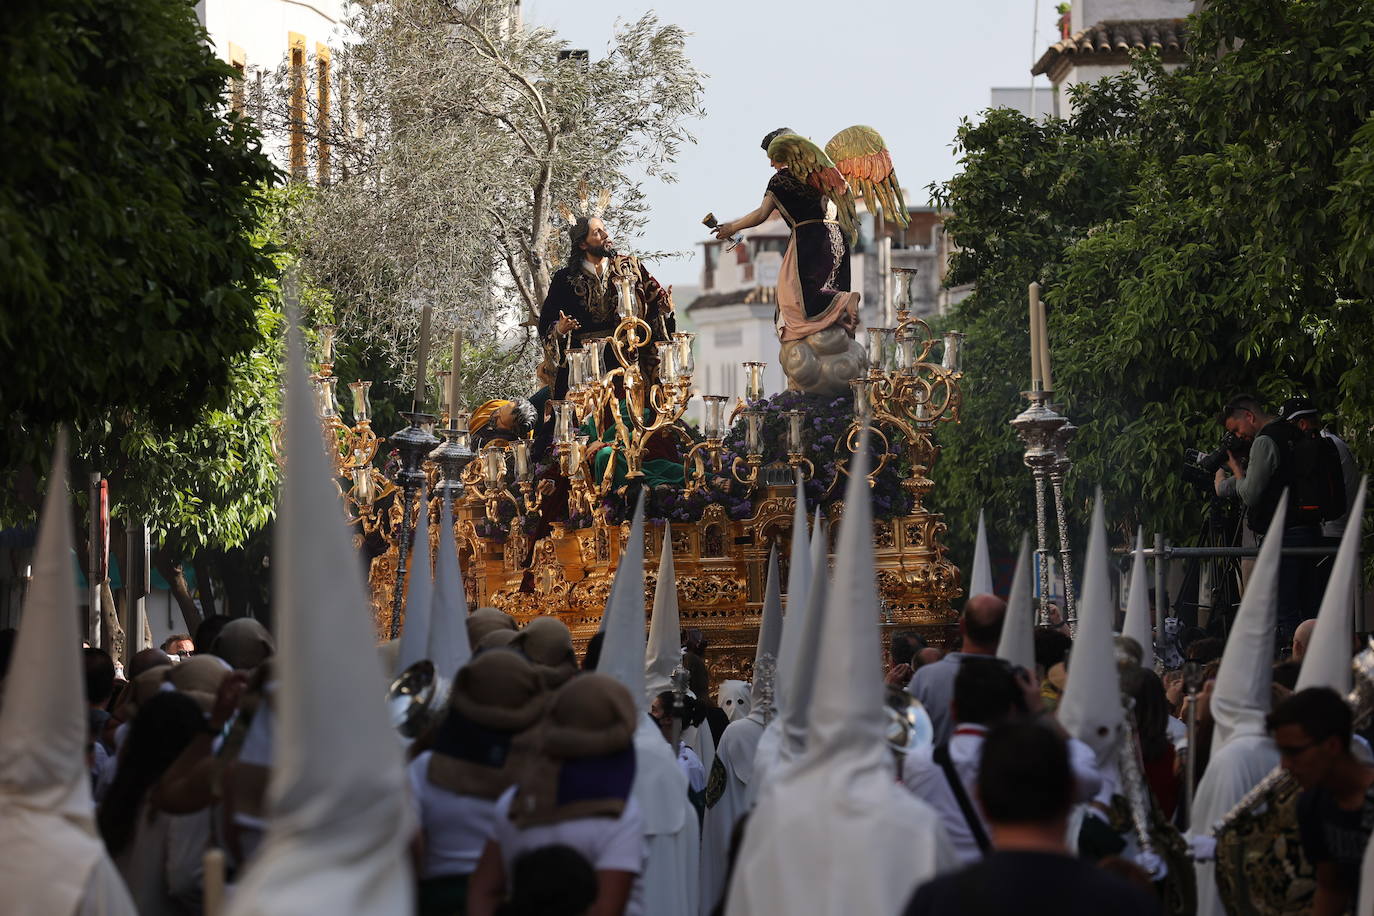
[1071,0,1192,32]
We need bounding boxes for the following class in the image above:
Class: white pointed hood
[804,434,887,757]
[0,433,137,916]
[995,534,1036,673]
[599,494,649,712]
[1209,495,1288,753]
[727,433,955,915]
[1297,477,1368,694]
[227,313,412,916]
[394,485,433,675]
[599,497,698,914]
[428,494,471,682]
[645,523,681,701]
[786,474,812,617]
[969,508,993,598]
[748,545,785,718]
[778,514,829,758]
[1056,491,1125,765]
[1121,527,1153,663]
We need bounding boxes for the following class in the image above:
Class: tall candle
[414,304,432,408]
[448,328,462,422]
[1038,297,1053,393]
[204,848,225,916]
[1028,282,1043,389]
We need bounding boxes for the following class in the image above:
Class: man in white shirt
[904,656,1101,864]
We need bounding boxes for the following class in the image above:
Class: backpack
[1290,433,1346,523]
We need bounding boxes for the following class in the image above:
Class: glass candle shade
[318,325,337,365]
[482,447,506,488]
[674,332,696,376]
[512,440,531,481]
[891,268,917,313]
[742,361,767,402]
[744,410,764,456]
[349,380,372,423]
[785,409,805,454]
[866,328,894,373]
[314,376,340,419]
[449,410,470,434]
[584,339,606,380]
[656,342,678,382]
[942,331,965,373]
[702,395,728,440]
[851,378,872,419]
[896,328,919,375]
[352,466,375,506]
[616,277,638,319]
[567,348,587,391]
[553,401,576,445]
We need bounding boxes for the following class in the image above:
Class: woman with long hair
[99,690,212,915]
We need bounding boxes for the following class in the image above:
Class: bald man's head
[962,594,1008,654]
[1291,619,1317,662]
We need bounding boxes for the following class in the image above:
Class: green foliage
[0,187,326,560]
[930,0,1374,564]
[0,0,280,433]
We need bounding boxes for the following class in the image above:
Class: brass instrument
[885,693,933,755]
[386,659,449,739]
[1212,644,1374,915]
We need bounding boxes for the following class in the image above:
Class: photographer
[1212,395,1325,644]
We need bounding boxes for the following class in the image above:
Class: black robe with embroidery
[536,255,675,398]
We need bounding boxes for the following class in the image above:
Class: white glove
[1187,833,1217,862]
[1134,849,1168,880]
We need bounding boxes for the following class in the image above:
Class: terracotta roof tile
[1033,18,1188,79]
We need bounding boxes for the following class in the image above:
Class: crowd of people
[3,335,1373,916]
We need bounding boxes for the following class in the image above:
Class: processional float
[301,270,968,686]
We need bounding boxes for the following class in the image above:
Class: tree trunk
[100,579,125,663]
[153,549,203,636]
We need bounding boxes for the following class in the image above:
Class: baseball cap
[1280,396,1318,421]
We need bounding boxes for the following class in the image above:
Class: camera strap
[934,742,993,855]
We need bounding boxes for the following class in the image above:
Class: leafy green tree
[0,0,279,436]
[931,0,1374,570]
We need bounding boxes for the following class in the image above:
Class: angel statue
[712,126,907,396]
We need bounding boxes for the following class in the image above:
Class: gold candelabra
[847,268,965,501]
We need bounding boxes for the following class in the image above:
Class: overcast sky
[523,0,1062,288]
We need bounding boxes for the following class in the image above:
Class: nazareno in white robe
[0,435,137,916]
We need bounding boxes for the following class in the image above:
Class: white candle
[1038,296,1053,393]
[414,304,432,408]
[449,328,462,421]
[204,848,225,916]
[1029,282,1043,390]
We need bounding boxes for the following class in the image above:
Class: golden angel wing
[766,132,859,242]
[825,125,908,228]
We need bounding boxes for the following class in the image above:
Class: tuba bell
[885,693,934,755]
[386,659,449,739]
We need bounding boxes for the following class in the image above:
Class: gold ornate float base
[372,484,961,695]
